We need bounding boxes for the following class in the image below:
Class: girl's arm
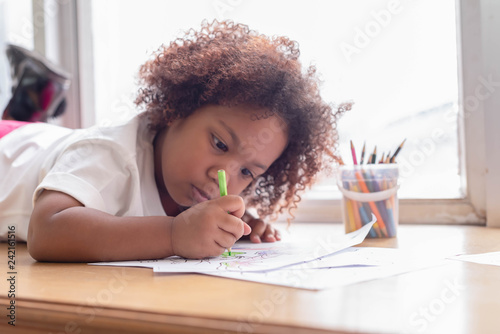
[28,190,174,262]
[28,190,250,262]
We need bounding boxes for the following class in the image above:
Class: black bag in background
[2,44,70,122]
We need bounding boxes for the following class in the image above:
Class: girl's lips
[192,186,210,203]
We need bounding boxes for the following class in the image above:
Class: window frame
[291,0,498,226]
[35,0,94,129]
[44,0,498,226]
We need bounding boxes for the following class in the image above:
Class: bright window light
[89,0,459,200]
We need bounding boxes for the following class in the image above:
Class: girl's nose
[210,163,237,190]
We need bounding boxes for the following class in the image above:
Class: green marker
[218,169,231,256]
[218,169,228,197]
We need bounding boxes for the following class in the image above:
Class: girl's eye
[213,136,228,152]
[241,168,254,179]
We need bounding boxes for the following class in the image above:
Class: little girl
[0,20,348,262]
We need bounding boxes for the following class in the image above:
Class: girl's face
[154,104,288,215]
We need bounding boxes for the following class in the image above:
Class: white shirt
[0,116,165,241]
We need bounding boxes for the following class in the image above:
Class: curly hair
[135,20,350,221]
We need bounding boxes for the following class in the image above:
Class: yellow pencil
[345,199,356,232]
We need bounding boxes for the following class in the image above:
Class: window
[90,0,461,201]
[6,0,499,226]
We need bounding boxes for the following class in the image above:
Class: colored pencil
[390,139,406,163]
[370,146,377,164]
[345,199,357,233]
[343,139,406,237]
[353,169,388,237]
[218,169,231,255]
[378,152,385,164]
[352,184,377,238]
[384,151,391,164]
[350,196,362,230]
[341,140,404,238]
[360,141,366,164]
[350,140,358,165]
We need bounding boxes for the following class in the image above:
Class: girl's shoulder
[77,115,153,151]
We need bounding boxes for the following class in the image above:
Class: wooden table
[1,222,500,334]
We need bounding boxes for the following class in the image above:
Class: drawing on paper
[90,221,378,274]
[148,245,295,272]
[220,251,246,258]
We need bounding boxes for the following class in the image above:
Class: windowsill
[276,196,485,226]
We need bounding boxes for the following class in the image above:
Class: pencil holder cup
[337,164,399,238]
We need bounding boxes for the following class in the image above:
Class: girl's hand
[171,195,251,259]
[245,216,281,243]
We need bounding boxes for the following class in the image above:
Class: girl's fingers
[249,219,267,243]
[215,195,246,218]
[218,215,250,241]
[240,215,282,244]
[261,224,278,242]
[275,229,281,241]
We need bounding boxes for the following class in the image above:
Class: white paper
[205,247,448,290]
[448,251,500,266]
[90,218,376,273]
[295,246,405,268]
[89,214,450,290]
